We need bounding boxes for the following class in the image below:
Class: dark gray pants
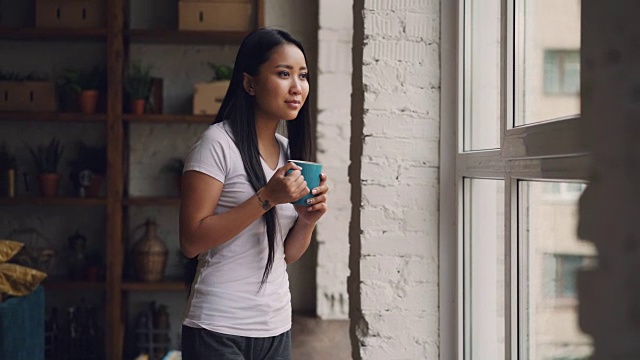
[181,325,291,360]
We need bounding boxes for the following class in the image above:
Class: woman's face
[246,44,309,122]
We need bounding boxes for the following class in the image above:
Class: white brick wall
[354,0,441,358]
[316,0,353,319]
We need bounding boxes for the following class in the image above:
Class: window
[541,182,586,202]
[543,50,580,95]
[543,254,596,300]
[441,0,593,359]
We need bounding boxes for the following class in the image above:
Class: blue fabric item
[0,285,45,360]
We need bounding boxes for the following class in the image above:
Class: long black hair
[185,28,313,291]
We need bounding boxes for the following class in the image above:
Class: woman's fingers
[306,194,326,206]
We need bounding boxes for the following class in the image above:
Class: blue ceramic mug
[287,160,322,206]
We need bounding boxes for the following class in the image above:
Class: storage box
[0,81,57,112]
[35,0,105,29]
[193,81,230,115]
[178,1,252,31]
[180,0,250,2]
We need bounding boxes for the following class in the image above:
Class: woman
[179,28,328,360]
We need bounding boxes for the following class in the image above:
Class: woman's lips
[285,100,301,108]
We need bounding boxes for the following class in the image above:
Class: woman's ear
[242,73,255,96]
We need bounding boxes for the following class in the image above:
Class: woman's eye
[278,71,290,77]
[300,73,308,80]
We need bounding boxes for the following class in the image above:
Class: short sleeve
[183,125,230,183]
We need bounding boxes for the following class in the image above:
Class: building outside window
[451,0,593,359]
[543,254,596,300]
[543,50,581,95]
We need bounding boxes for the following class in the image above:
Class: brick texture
[316,0,353,319]
[352,0,441,358]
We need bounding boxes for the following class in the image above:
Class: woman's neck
[255,117,281,169]
[255,116,280,146]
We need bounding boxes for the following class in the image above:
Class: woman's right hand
[260,162,309,205]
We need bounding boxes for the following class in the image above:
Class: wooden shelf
[122,113,214,123]
[121,279,186,292]
[0,112,107,122]
[0,197,107,206]
[0,27,108,41]
[43,278,106,291]
[124,197,180,207]
[127,29,248,45]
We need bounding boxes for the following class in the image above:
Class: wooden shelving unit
[1,1,264,359]
[127,29,249,44]
[122,114,213,123]
[123,197,180,207]
[43,277,106,291]
[0,27,108,40]
[0,112,107,122]
[0,197,107,206]
[121,279,186,292]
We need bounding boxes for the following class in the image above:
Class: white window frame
[440,1,590,359]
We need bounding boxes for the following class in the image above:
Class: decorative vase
[132,219,168,282]
[38,173,60,197]
[67,232,87,281]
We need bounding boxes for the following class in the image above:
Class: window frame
[440,0,591,359]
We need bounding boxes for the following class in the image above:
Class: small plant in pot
[59,66,106,114]
[125,62,154,115]
[0,143,17,197]
[161,158,184,195]
[28,138,64,197]
[68,141,106,198]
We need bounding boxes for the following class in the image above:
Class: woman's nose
[290,79,302,94]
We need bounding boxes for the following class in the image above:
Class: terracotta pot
[87,174,104,197]
[79,90,99,114]
[131,99,146,115]
[38,173,60,197]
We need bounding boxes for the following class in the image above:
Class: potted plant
[192,63,233,115]
[125,61,154,115]
[161,158,184,195]
[68,141,106,197]
[58,66,105,114]
[28,138,64,197]
[0,143,17,197]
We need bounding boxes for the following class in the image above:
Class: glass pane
[463,0,501,151]
[519,181,594,359]
[464,178,505,359]
[516,0,581,125]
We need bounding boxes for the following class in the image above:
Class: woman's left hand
[294,173,328,225]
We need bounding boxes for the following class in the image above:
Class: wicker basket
[132,219,168,282]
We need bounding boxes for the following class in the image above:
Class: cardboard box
[0,81,57,112]
[35,0,105,28]
[193,81,230,115]
[178,2,252,31]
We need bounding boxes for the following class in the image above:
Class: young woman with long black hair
[179,28,328,359]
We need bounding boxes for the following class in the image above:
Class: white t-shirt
[182,121,298,337]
